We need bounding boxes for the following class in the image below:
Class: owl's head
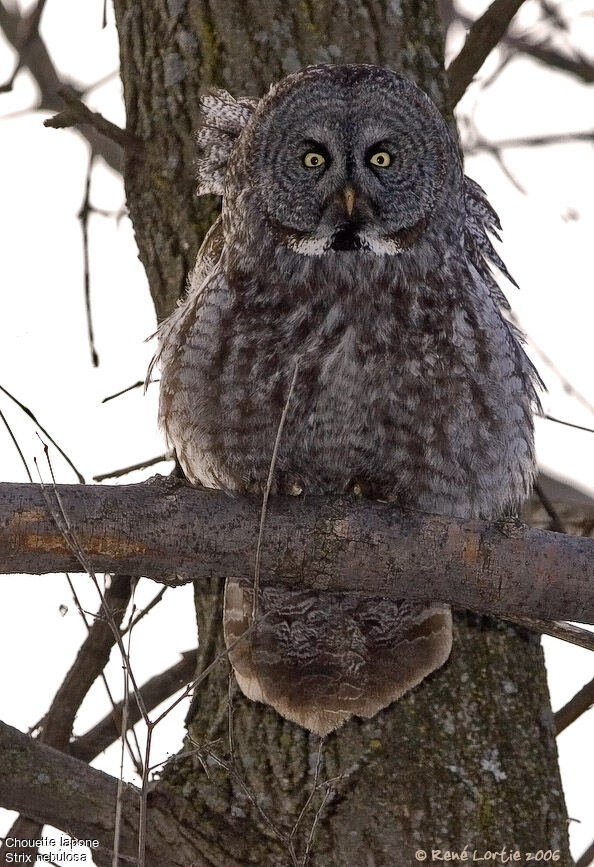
[197,65,463,258]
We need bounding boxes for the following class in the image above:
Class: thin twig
[533,479,566,534]
[218,668,293,855]
[138,724,153,867]
[35,445,148,723]
[545,414,594,436]
[102,379,157,403]
[505,32,594,85]
[79,153,99,367]
[288,737,325,864]
[44,86,137,151]
[0,383,85,482]
[302,785,333,866]
[253,360,300,621]
[36,447,156,865]
[3,570,135,862]
[113,619,134,867]
[80,68,119,98]
[466,130,594,155]
[62,572,143,771]
[228,671,236,762]
[70,650,196,763]
[484,144,528,194]
[94,455,169,482]
[0,407,33,481]
[151,614,270,728]
[201,744,288,845]
[121,587,168,636]
[519,328,594,418]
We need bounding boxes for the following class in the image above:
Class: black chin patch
[331,225,362,251]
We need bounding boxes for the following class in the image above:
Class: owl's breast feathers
[159,245,536,518]
[157,171,539,736]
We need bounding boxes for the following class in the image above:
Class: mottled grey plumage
[156,65,539,735]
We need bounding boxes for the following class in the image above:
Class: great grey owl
[156,64,539,736]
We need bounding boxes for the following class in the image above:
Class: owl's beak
[343,187,355,217]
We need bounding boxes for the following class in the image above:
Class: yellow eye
[303,152,326,168]
[369,151,391,167]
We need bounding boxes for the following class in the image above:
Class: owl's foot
[346,477,371,498]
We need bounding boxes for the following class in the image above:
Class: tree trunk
[111,2,571,863]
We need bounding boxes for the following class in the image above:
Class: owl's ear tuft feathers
[195,89,259,196]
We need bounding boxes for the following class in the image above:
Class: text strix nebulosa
[155,64,540,736]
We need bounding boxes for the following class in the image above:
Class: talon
[350,478,370,497]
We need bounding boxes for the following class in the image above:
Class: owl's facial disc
[249,66,451,256]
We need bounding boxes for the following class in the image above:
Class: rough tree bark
[82,1,571,863]
[2,481,594,624]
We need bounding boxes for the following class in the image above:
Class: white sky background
[0,0,593,860]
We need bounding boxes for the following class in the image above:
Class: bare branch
[555,674,594,735]
[523,474,594,538]
[78,154,99,367]
[94,455,170,482]
[505,32,594,84]
[465,130,594,155]
[450,5,594,88]
[533,479,566,533]
[545,415,594,436]
[502,615,594,653]
[2,574,133,862]
[0,383,85,483]
[102,380,155,403]
[447,0,527,107]
[1,479,594,624]
[576,838,594,867]
[0,1,123,172]
[121,586,168,635]
[44,86,137,151]
[0,720,250,867]
[41,575,133,749]
[70,649,196,763]
[0,406,33,481]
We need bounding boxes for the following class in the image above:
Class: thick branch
[448,4,594,88]
[1,479,593,623]
[0,720,247,867]
[447,0,527,106]
[1,575,133,866]
[42,574,133,749]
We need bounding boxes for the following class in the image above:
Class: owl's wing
[196,89,259,195]
[464,176,544,404]
[463,175,516,312]
[147,216,224,385]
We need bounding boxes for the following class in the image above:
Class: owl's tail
[223,578,452,735]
